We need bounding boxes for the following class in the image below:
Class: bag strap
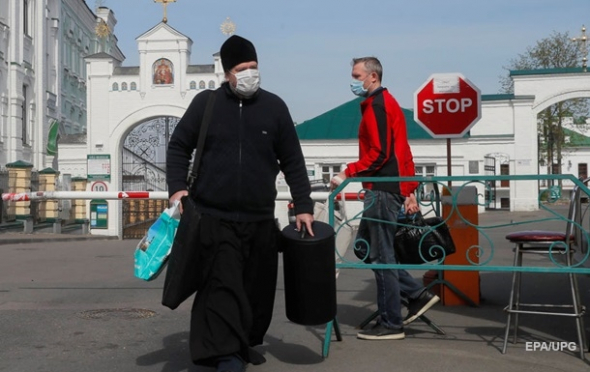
[187,91,217,190]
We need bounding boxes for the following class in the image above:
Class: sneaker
[403,291,440,326]
[357,323,405,340]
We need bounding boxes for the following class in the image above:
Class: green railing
[321,173,590,357]
[328,173,590,273]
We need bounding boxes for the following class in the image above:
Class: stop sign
[414,73,481,138]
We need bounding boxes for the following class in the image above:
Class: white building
[0,1,122,171]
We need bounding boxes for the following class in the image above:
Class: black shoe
[216,354,245,372]
[357,323,405,340]
[248,347,267,365]
[404,291,440,325]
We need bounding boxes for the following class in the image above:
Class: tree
[500,31,590,186]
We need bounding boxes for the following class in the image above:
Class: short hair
[352,57,383,82]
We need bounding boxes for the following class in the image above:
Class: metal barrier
[322,173,590,358]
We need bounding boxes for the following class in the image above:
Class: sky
[91,0,590,124]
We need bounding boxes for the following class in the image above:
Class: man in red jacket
[331,57,439,340]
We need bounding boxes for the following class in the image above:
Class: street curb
[0,235,120,245]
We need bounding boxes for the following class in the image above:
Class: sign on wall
[90,181,109,192]
[87,154,111,181]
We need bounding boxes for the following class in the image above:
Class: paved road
[1,209,589,371]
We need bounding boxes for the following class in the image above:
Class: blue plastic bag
[134,201,181,281]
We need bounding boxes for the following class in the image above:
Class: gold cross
[572,25,588,72]
[220,17,237,36]
[154,0,177,23]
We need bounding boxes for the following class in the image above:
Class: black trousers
[190,215,280,366]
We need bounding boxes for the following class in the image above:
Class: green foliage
[500,31,583,93]
[500,30,590,179]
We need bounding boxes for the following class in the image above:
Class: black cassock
[189,215,280,367]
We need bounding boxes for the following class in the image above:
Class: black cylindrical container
[281,221,336,326]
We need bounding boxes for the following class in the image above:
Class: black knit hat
[220,35,258,72]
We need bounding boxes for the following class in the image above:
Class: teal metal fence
[321,173,590,357]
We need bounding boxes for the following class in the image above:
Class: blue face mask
[350,78,369,97]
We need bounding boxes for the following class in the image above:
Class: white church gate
[68,20,225,238]
[121,116,179,239]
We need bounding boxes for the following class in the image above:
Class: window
[121,82,128,91]
[500,164,510,187]
[23,0,30,36]
[199,81,206,89]
[130,82,137,91]
[415,164,436,200]
[0,93,4,141]
[112,82,118,91]
[415,164,435,177]
[321,164,341,184]
[579,163,588,181]
[208,80,215,89]
[190,81,196,90]
[468,160,479,174]
[21,85,27,144]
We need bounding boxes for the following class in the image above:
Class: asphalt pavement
[1,209,589,372]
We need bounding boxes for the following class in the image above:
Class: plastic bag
[134,200,181,281]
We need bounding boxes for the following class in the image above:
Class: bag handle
[187,91,217,190]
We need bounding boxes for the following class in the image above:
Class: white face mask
[231,68,260,98]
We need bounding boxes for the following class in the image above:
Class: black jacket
[166,83,313,222]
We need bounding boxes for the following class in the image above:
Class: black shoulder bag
[354,212,456,264]
[394,212,456,264]
[162,91,216,310]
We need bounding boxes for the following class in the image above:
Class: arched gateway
[59,22,224,237]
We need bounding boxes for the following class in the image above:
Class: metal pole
[447,138,452,188]
[1,190,339,202]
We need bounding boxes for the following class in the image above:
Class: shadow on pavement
[136,331,197,372]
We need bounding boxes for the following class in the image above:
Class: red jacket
[344,87,418,197]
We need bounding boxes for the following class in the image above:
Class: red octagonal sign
[414,73,481,138]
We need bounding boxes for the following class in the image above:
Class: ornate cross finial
[220,17,236,37]
[95,0,105,11]
[95,18,110,38]
[154,0,177,23]
[572,25,588,72]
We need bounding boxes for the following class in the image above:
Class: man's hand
[330,171,347,191]
[169,190,188,214]
[296,213,314,237]
[404,193,419,215]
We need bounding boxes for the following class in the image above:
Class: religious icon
[153,58,174,85]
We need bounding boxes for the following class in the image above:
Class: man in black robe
[166,35,314,372]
